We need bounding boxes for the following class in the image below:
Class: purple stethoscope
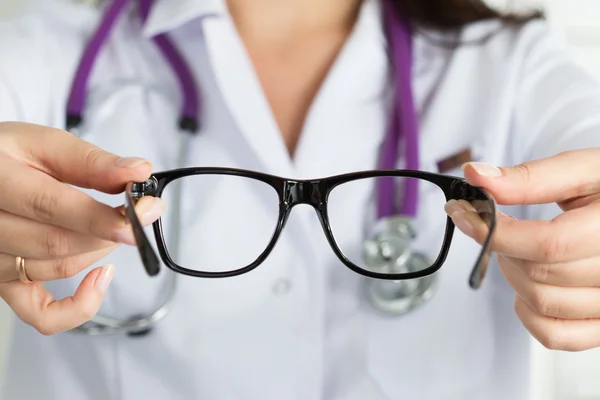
[67,0,434,335]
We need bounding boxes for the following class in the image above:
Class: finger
[0,245,118,283]
[0,122,152,194]
[0,209,115,259]
[0,264,114,336]
[500,254,600,287]
[445,202,600,263]
[514,296,600,351]
[0,162,166,244]
[0,196,164,259]
[500,256,600,319]
[461,150,600,206]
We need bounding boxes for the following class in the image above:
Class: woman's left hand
[447,149,600,352]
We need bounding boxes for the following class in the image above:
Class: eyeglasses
[125,168,497,290]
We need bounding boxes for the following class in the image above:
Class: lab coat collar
[140,0,443,76]
[142,0,226,38]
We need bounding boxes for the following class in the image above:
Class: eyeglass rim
[124,167,497,290]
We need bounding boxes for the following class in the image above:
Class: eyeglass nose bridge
[282,180,327,209]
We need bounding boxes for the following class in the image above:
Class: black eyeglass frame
[125,167,497,290]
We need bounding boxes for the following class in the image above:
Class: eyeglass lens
[160,174,281,273]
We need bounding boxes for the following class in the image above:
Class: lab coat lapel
[199,11,320,259]
[142,0,225,38]
[282,0,390,268]
[293,0,390,178]
[144,0,293,175]
[200,14,295,178]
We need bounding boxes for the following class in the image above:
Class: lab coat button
[272,279,292,295]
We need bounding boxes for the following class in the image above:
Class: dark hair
[396,0,544,30]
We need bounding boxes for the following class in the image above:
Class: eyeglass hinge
[130,177,158,199]
[451,180,486,201]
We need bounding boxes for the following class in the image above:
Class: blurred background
[0,0,599,399]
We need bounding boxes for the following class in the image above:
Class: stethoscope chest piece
[362,216,438,315]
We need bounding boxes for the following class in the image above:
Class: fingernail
[465,162,502,177]
[140,198,167,225]
[114,157,151,169]
[114,228,136,246]
[95,265,114,294]
[444,200,467,216]
[451,213,475,237]
[112,199,165,245]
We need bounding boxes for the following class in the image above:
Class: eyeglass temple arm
[467,188,496,290]
[449,180,497,290]
[125,180,161,276]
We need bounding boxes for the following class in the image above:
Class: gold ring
[16,257,32,284]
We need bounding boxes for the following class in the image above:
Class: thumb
[4,122,152,194]
[462,150,600,206]
[0,264,115,336]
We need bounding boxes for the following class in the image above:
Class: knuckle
[513,163,533,183]
[531,289,557,317]
[524,261,550,283]
[82,147,106,185]
[77,301,98,322]
[39,229,71,258]
[514,297,569,351]
[512,164,534,202]
[36,327,56,336]
[51,256,79,279]
[86,213,102,237]
[28,191,60,222]
[539,230,569,263]
[84,147,105,169]
[537,326,565,351]
[33,318,58,337]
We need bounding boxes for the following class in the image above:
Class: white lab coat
[2,0,600,399]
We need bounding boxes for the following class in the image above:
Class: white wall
[1,0,600,398]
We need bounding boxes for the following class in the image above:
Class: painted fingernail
[140,198,167,225]
[95,264,115,294]
[114,157,151,169]
[451,213,475,237]
[465,162,502,177]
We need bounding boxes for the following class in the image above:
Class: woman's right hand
[0,122,166,335]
